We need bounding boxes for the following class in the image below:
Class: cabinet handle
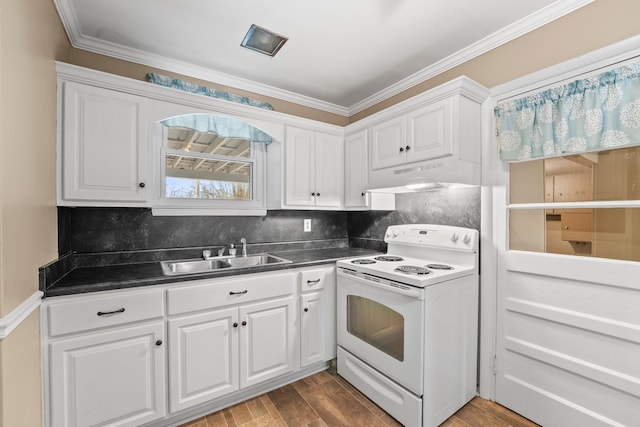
[399,147,404,152]
[229,290,248,295]
[242,321,247,326]
[233,322,239,328]
[307,279,321,284]
[304,307,309,312]
[97,308,125,316]
[155,340,163,346]
[361,192,365,197]
[405,145,411,151]
[139,182,146,188]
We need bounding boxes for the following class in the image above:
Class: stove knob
[386,229,393,238]
[450,232,459,243]
[463,234,471,244]
[393,229,400,237]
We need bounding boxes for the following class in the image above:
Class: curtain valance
[161,114,273,144]
[146,73,274,111]
[495,61,640,161]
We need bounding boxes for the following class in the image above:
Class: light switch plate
[304,219,311,232]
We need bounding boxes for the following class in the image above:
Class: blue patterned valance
[161,114,272,144]
[146,73,274,111]
[495,61,640,161]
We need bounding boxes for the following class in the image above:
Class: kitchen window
[153,114,269,215]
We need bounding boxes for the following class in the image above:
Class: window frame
[151,119,268,216]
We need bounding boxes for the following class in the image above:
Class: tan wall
[69,49,350,127]
[350,0,640,122]
[0,0,70,425]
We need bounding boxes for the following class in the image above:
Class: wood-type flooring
[180,370,539,427]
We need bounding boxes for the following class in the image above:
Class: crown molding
[54,0,593,118]
[0,291,43,340]
[347,0,595,116]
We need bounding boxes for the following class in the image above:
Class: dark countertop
[43,247,379,298]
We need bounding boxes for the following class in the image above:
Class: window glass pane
[167,127,251,158]
[165,155,251,200]
[346,295,404,361]
[510,146,640,204]
[510,208,640,261]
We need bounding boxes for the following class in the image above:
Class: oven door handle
[337,269,424,300]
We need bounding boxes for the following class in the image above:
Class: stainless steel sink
[160,253,292,276]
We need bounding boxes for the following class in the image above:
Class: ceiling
[54,0,593,116]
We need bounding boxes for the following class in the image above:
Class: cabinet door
[239,297,295,388]
[315,132,344,208]
[61,81,149,204]
[49,322,165,427]
[406,98,453,163]
[344,131,369,208]
[300,292,326,367]
[168,308,239,413]
[370,116,406,170]
[284,127,316,207]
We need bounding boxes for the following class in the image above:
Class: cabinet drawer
[299,268,331,292]
[167,272,296,315]
[47,288,164,337]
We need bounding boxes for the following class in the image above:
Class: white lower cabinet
[168,307,239,413]
[44,266,336,426]
[299,266,336,367]
[49,322,166,427]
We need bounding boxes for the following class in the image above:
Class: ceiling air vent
[240,24,288,57]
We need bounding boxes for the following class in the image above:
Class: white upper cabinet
[371,116,406,170]
[59,81,150,206]
[344,130,369,209]
[351,77,489,189]
[371,98,453,170]
[284,126,343,209]
[405,98,453,164]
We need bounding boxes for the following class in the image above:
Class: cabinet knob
[311,192,316,196]
[139,182,146,188]
[316,193,320,197]
[233,322,238,328]
[564,226,569,229]
[361,192,365,197]
[405,145,411,151]
[304,307,309,312]
[155,340,163,346]
[399,147,404,152]
[242,320,247,326]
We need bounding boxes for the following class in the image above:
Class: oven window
[346,295,404,361]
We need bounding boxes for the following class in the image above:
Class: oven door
[337,268,424,395]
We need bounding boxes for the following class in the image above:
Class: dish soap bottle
[228,244,237,256]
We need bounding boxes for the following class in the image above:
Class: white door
[493,146,640,426]
[314,131,344,208]
[239,297,295,388]
[344,131,369,208]
[61,81,149,204]
[370,116,406,170]
[284,126,315,207]
[300,292,325,367]
[168,308,239,413]
[49,322,166,427]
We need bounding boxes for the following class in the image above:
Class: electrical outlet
[304,219,311,232]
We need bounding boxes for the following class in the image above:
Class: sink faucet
[240,238,247,257]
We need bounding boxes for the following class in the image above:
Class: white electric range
[336,224,479,427]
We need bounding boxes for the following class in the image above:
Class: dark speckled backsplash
[58,187,480,256]
[348,186,481,251]
[58,208,349,255]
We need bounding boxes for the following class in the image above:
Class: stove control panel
[384,224,478,251]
